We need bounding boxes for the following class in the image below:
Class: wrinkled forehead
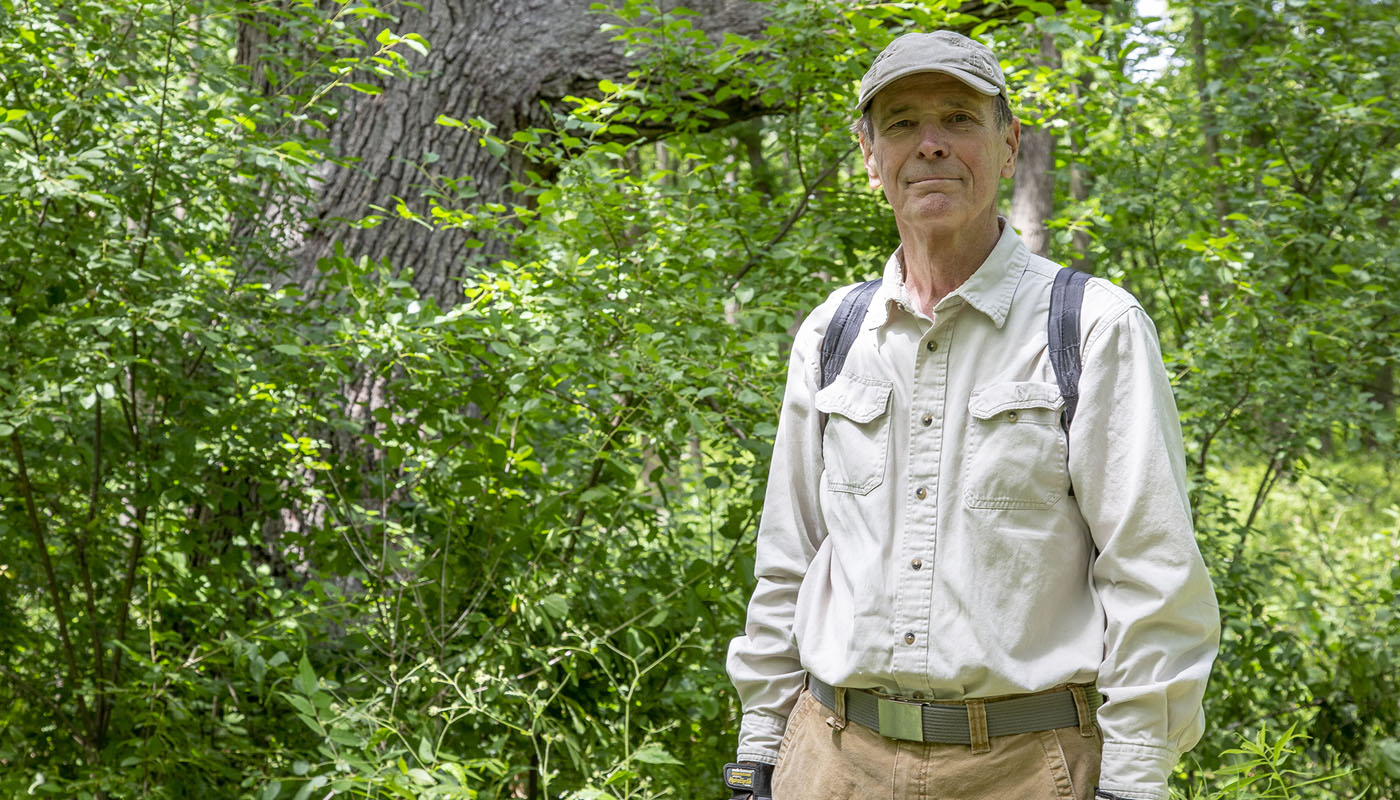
[869,73,994,119]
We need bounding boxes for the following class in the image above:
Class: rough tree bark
[243,0,771,307]
[1009,30,1060,257]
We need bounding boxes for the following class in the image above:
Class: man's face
[860,72,1019,237]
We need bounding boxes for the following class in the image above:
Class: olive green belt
[808,675,1100,744]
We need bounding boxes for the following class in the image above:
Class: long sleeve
[1070,300,1222,800]
[725,299,835,764]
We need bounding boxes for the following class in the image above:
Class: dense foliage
[1,0,1396,799]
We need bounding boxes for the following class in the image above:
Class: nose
[916,122,949,159]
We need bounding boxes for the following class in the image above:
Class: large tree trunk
[1009,31,1060,257]
[250,0,770,306]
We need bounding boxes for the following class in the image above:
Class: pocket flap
[814,373,893,423]
[968,381,1064,420]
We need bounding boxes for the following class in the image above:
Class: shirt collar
[865,218,1028,330]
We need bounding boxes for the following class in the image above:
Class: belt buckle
[876,696,924,741]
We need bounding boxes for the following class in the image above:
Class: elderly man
[723,31,1220,800]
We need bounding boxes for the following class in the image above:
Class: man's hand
[723,762,774,800]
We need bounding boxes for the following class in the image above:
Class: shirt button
[915,487,927,500]
[1007,411,1019,422]
[921,413,933,426]
[911,558,923,570]
[904,632,916,645]
[926,340,938,352]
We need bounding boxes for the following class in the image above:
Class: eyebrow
[876,96,986,120]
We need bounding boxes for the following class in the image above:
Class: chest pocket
[815,373,893,495]
[963,381,1068,510]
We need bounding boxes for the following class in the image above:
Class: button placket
[893,320,951,686]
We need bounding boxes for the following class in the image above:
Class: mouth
[907,176,960,186]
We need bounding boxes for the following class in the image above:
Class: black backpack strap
[819,279,882,390]
[1048,268,1091,432]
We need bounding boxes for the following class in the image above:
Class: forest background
[2,0,1397,798]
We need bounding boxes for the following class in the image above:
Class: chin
[904,204,966,227]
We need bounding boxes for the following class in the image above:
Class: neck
[898,213,1003,316]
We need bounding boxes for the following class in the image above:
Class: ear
[1000,117,1021,180]
[860,134,883,190]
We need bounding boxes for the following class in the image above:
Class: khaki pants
[772,690,1102,800]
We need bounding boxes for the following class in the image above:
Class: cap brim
[857,66,1001,112]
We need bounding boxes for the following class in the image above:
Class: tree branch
[561,392,640,563]
[727,143,857,289]
[78,400,107,741]
[9,434,96,754]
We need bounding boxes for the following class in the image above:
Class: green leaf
[293,775,327,800]
[417,736,435,764]
[283,692,318,718]
[1375,738,1400,779]
[402,33,430,56]
[327,726,362,746]
[407,768,436,787]
[261,781,282,800]
[295,653,317,695]
[631,744,682,765]
[273,344,302,356]
[539,593,569,618]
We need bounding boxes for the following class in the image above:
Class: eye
[949,112,974,124]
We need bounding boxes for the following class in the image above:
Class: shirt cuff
[1098,740,1177,800]
[735,711,788,765]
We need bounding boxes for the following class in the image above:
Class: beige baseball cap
[856,31,1006,111]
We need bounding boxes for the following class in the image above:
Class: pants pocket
[1044,726,1103,800]
[773,690,815,778]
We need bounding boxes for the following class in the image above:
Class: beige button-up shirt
[726,222,1220,800]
